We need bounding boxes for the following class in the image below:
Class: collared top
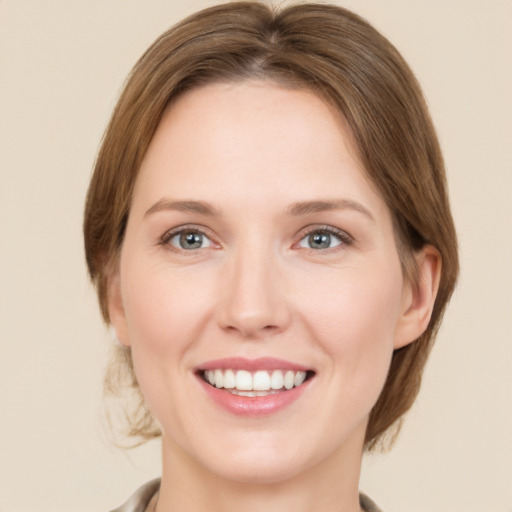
[109,478,383,512]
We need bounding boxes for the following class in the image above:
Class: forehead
[131,80,387,219]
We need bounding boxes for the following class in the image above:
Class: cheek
[297,262,404,393]
[118,260,215,403]
[121,263,210,353]
[302,262,403,338]
[118,261,216,421]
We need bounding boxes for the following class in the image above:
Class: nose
[216,245,291,339]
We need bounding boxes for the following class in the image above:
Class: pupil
[181,231,202,249]
[310,232,330,249]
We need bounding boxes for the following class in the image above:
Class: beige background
[1,1,511,511]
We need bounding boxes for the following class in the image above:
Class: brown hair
[84,1,458,450]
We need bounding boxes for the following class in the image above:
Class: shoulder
[108,478,160,512]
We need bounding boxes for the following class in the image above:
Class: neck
[156,434,364,512]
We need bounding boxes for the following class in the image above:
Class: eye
[166,229,213,250]
[297,228,349,250]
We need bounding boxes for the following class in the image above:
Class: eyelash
[295,225,353,252]
[159,225,353,253]
[159,225,216,252]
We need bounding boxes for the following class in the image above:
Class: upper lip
[197,357,313,372]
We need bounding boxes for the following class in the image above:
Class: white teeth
[235,370,252,391]
[223,369,236,389]
[284,370,295,390]
[214,369,223,388]
[253,370,271,391]
[203,368,310,393]
[270,370,284,390]
[230,389,280,397]
[294,371,306,387]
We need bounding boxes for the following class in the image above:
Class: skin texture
[108,81,440,512]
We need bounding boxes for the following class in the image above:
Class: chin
[193,426,345,486]
[206,453,307,485]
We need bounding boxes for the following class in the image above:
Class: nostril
[223,322,281,339]
[216,278,292,338]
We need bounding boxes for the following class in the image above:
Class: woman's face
[110,81,421,484]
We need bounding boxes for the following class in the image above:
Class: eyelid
[293,224,353,250]
[157,223,352,252]
[159,224,220,251]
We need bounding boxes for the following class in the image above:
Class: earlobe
[394,245,442,349]
[107,270,131,347]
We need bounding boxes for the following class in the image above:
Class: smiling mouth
[198,369,315,397]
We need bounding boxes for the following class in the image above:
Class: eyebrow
[144,199,220,218]
[144,198,374,221]
[287,199,374,221]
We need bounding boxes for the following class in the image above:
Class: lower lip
[197,375,312,416]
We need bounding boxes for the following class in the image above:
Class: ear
[394,245,442,349]
[107,270,131,347]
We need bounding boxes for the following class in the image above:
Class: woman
[84,2,458,511]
